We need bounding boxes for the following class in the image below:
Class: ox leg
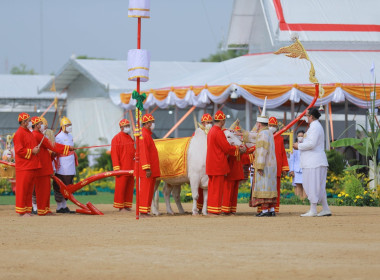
[163,183,175,215]
[172,185,185,214]
[190,177,200,216]
[202,189,208,216]
[151,180,160,216]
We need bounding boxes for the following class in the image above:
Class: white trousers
[302,166,328,204]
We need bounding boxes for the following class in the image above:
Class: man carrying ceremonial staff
[13,112,41,216]
[31,116,73,216]
[138,113,160,217]
[111,119,135,211]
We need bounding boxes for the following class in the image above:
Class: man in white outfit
[293,108,331,217]
[52,117,76,214]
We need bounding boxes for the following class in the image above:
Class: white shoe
[300,211,317,217]
[317,209,332,217]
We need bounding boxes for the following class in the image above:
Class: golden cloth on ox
[154,137,191,179]
[0,164,15,178]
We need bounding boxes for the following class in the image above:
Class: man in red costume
[111,119,135,211]
[13,113,41,216]
[196,113,213,212]
[268,117,289,213]
[138,113,160,217]
[206,110,241,215]
[221,126,255,215]
[31,116,73,216]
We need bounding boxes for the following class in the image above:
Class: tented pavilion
[118,0,380,145]
[39,0,380,147]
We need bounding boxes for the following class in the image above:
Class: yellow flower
[354,199,357,202]
[356,195,360,199]
[338,194,341,197]
[345,194,349,197]
[364,191,368,195]
[186,193,192,197]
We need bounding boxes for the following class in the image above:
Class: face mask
[305,117,309,124]
[123,127,130,134]
[297,137,303,143]
[27,121,32,129]
[206,124,212,130]
[40,124,45,132]
[66,126,72,133]
[268,127,277,133]
[150,123,155,131]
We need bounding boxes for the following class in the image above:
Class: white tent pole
[325,105,330,150]
[174,106,179,138]
[213,103,218,116]
[245,101,252,130]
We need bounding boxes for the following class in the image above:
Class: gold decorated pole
[128,0,150,220]
[273,36,324,137]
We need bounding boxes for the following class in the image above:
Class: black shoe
[269,211,276,217]
[256,211,271,217]
[63,207,76,214]
[31,209,37,215]
[56,208,66,213]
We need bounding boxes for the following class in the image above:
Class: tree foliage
[200,44,248,62]
[10,64,37,75]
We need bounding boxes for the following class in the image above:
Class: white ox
[151,128,245,216]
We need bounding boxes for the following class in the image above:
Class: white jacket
[298,120,328,168]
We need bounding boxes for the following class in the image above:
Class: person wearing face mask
[52,116,77,214]
[293,108,331,217]
[31,116,73,216]
[195,113,213,212]
[138,113,160,218]
[13,112,41,216]
[206,110,244,216]
[111,119,135,212]
[267,117,289,214]
[289,130,306,200]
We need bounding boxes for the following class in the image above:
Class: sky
[0,0,234,75]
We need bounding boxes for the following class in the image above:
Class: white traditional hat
[257,96,269,123]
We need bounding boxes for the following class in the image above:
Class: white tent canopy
[120,50,380,110]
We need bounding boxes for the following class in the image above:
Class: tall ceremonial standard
[127,0,151,219]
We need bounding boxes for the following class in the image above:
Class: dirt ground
[1,203,379,280]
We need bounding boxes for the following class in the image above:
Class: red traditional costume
[138,114,160,214]
[221,126,255,214]
[206,111,238,214]
[31,117,70,215]
[14,113,41,215]
[269,117,289,213]
[196,113,213,211]
[111,119,136,209]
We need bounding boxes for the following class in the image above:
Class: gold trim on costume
[256,140,269,149]
[128,15,150,18]
[113,166,120,171]
[142,164,150,170]
[128,75,149,81]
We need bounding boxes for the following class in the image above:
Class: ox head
[224,129,243,146]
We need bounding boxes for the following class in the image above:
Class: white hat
[257,96,269,123]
